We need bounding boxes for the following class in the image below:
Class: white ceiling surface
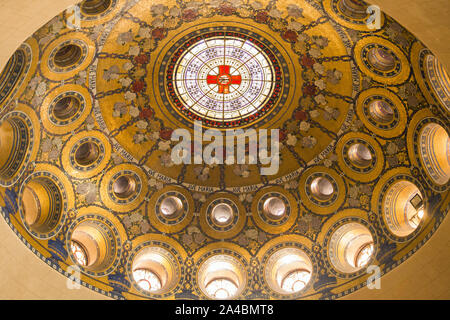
[0,0,449,299]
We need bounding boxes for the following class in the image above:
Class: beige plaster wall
[0,218,107,299]
[345,208,450,299]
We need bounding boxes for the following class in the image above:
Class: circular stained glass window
[133,268,162,292]
[166,30,284,128]
[205,278,238,299]
[71,240,88,266]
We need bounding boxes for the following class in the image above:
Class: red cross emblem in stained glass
[206,65,242,94]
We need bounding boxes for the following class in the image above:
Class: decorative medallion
[164,27,285,128]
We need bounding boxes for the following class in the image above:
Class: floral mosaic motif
[40,135,63,162]
[96,0,353,177]
[120,211,152,238]
[297,212,323,238]
[35,16,65,46]
[384,21,415,51]
[348,183,373,209]
[384,139,408,168]
[397,81,424,110]
[76,181,99,204]
[179,225,208,252]
[23,75,49,108]
[236,227,268,255]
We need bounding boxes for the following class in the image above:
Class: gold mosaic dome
[0,0,449,300]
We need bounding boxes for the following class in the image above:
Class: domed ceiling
[0,0,449,300]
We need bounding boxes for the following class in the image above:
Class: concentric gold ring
[298,166,346,215]
[126,234,186,299]
[147,185,194,234]
[66,206,127,277]
[336,132,385,183]
[355,87,407,138]
[18,164,75,239]
[61,130,111,179]
[199,193,246,240]
[354,36,410,85]
[251,186,298,234]
[40,84,93,135]
[41,32,96,81]
[100,163,148,213]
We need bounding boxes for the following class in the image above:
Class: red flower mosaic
[255,11,269,23]
[182,9,198,22]
[135,54,149,65]
[132,80,145,93]
[160,128,174,140]
[139,108,154,120]
[282,30,298,43]
[303,84,317,96]
[279,129,287,142]
[152,27,166,41]
[219,3,236,16]
[301,54,315,68]
[294,110,308,121]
